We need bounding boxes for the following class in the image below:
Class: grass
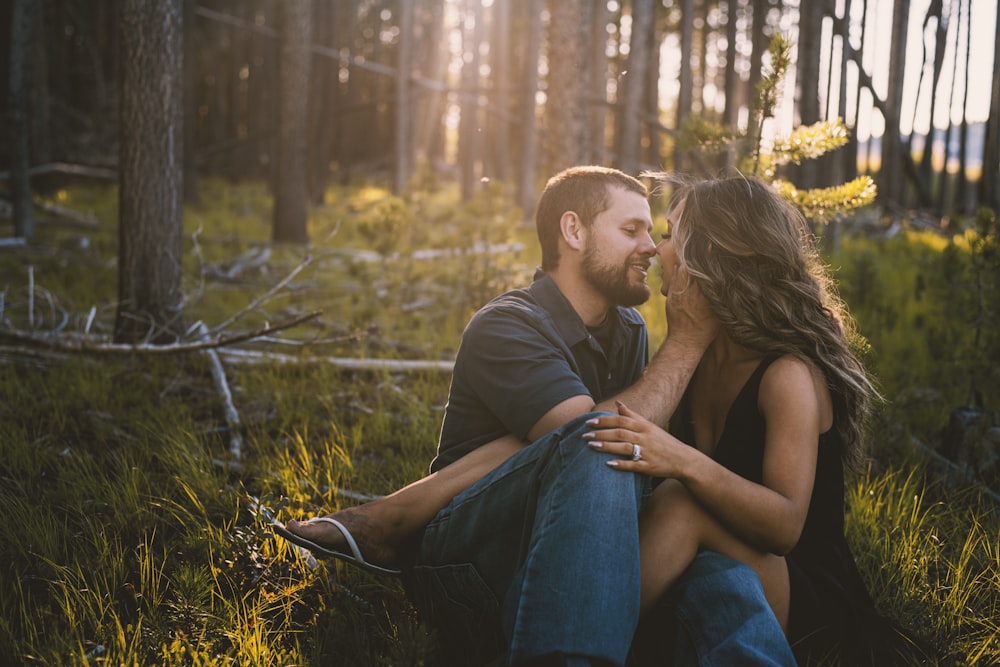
[1,179,998,665]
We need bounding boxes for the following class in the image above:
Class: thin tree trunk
[644,9,661,169]
[517,0,543,218]
[272,0,311,244]
[490,0,512,182]
[8,0,38,241]
[416,0,448,169]
[981,15,1000,212]
[545,0,590,172]
[116,0,184,343]
[459,0,484,200]
[394,0,414,194]
[589,0,610,164]
[881,0,911,206]
[955,0,972,213]
[182,0,200,204]
[619,0,653,176]
[675,0,695,172]
[795,0,824,188]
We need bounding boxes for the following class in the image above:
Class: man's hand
[664,267,718,349]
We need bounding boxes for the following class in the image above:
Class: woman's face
[655,197,684,296]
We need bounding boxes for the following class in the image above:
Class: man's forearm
[597,334,706,426]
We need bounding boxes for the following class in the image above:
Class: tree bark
[795,0,824,188]
[416,0,448,170]
[8,0,38,241]
[881,0,911,206]
[488,0,512,182]
[394,0,414,194]
[517,0,543,218]
[675,0,695,172]
[545,0,590,173]
[459,0,485,200]
[619,0,653,176]
[116,0,184,343]
[589,0,610,164]
[978,0,1000,211]
[272,0,312,244]
[182,0,200,204]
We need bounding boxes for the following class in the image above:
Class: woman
[584,174,912,664]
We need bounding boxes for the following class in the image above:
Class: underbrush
[0,181,997,664]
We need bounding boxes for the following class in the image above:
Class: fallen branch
[217,347,454,373]
[0,310,321,355]
[194,322,244,460]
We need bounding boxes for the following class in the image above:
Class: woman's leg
[284,434,525,566]
[638,480,790,631]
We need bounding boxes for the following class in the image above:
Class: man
[284,167,794,666]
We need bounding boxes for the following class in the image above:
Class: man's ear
[560,211,586,252]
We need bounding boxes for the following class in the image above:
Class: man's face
[580,187,656,307]
[655,198,683,297]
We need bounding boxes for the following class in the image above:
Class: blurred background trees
[2,0,999,312]
[2,0,996,214]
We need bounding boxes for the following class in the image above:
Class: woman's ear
[560,211,586,251]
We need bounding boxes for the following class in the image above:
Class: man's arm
[527,271,716,440]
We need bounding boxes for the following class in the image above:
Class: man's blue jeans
[402,412,794,666]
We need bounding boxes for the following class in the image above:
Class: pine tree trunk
[394,0,414,194]
[272,0,312,244]
[589,0,610,164]
[545,0,590,172]
[675,0,695,172]
[8,0,37,241]
[116,0,184,344]
[795,0,823,188]
[517,0,542,218]
[619,0,653,176]
[978,1,1000,211]
[881,0,911,206]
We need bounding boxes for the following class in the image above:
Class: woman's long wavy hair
[655,173,877,469]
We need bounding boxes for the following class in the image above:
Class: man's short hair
[536,166,648,271]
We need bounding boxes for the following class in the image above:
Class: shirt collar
[528,268,647,345]
[528,269,591,347]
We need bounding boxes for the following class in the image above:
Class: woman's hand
[583,401,693,479]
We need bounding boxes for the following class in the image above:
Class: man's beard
[581,244,651,307]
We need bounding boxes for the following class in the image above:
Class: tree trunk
[723,0,741,169]
[489,0,512,181]
[416,0,448,170]
[182,0,200,204]
[977,0,1000,211]
[918,0,946,205]
[675,0,695,172]
[517,0,543,218]
[116,0,184,344]
[545,0,590,173]
[8,0,38,241]
[272,0,312,244]
[795,0,824,188]
[589,0,610,164]
[956,0,972,213]
[459,0,485,200]
[619,0,653,176]
[644,9,661,169]
[394,0,414,194]
[881,0,911,206]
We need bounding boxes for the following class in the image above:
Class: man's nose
[639,232,657,255]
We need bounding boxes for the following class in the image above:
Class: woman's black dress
[672,356,915,665]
